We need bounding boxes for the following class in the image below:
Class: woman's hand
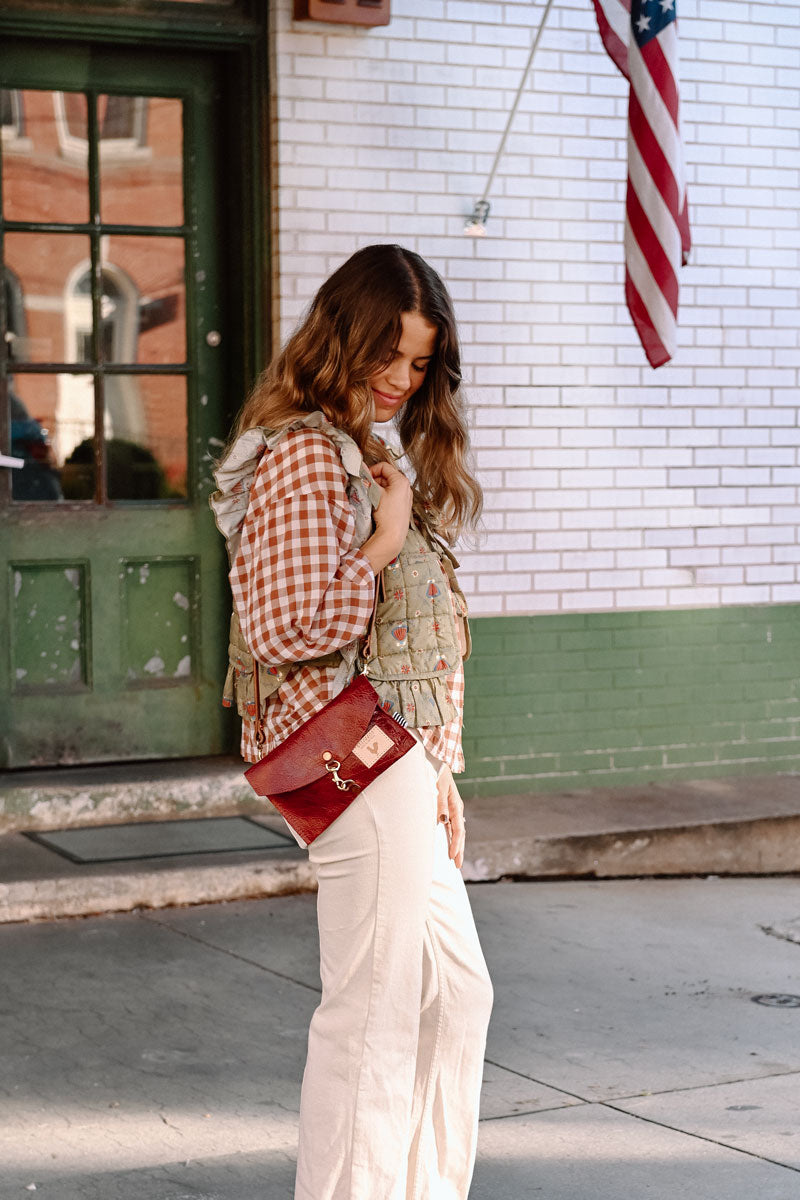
[436,764,466,870]
[361,461,413,574]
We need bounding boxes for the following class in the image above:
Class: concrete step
[1,773,799,923]
[465,772,800,880]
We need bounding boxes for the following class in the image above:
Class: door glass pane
[101,236,186,363]
[3,232,92,363]
[105,374,187,499]
[1,90,89,225]
[99,95,184,227]
[53,375,187,502]
[10,373,96,502]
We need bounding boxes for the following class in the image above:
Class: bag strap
[360,568,383,666]
[253,659,266,752]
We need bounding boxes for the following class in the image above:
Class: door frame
[0,2,271,767]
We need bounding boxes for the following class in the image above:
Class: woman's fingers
[369,462,413,552]
[436,767,450,822]
[369,460,399,486]
[437,766,466,870]
[447,778,466,870]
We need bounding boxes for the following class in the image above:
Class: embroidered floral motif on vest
[363,525,470,729]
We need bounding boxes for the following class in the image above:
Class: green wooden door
[0,43,231,767]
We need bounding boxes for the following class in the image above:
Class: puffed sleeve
[232,429,376,665]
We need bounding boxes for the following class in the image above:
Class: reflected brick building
[4,88,187,496]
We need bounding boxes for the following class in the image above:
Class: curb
[0,855,316,923]
[3,809,800,922]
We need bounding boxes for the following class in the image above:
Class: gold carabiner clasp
[322,751,358,792]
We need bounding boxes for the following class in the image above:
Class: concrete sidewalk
[2,772,800,922]
[2,876,800,1198]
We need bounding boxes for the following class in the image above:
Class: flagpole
[465,0,557,232]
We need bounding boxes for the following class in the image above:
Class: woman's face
[368,311,438,423]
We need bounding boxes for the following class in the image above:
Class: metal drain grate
[26,816,295,864]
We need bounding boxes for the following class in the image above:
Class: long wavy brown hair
[232,244,482,542]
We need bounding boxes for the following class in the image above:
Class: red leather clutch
[244,674,416,844]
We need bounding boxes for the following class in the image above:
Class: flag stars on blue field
[631,0,677,46]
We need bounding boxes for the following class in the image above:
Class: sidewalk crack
[599,1102,800,1174]
[480,1101,587,1123]
[140,913,322,995]
[484,1057,588,1103]
[483,1059,800,1111]
[608,1066,800,1103]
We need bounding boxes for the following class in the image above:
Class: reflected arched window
[4,265,27,355]
[66,263,139,367]
[57,263,145,466]
[0,89,23,140]
[55,93,149,161]
[73,267,138,364]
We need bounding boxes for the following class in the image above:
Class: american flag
[591,0,691,368]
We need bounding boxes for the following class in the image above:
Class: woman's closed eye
[387,350,430,373]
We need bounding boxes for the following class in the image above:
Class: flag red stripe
[628,90,682,222]
[590,0,629,78]
[640,37,679,129]
[625,270,670,369]
[625,186,679,315]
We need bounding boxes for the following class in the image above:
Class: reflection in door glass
[100,96,184,227]
[8,374,95,501]
[4,232,92,363]
[1,90,89,225]
[8,384,64,502]
[107,375,188,500]
[73,268,130,363]
[2,88,190,505]
[100,236,186,363]
[54,375,188,501]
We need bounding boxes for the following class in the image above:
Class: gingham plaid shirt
[230,428,465,771]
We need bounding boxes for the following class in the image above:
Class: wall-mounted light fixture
[464,200,490,238]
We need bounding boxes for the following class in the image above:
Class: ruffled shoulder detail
[209,411,381,561]
[209,427,270,559]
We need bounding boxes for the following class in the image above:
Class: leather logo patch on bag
[352,727,395,768]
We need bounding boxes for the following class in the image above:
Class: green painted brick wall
[459,604,800,798]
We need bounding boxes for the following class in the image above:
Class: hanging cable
[464,0,558,235]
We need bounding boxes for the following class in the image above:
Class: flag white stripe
[656,23,687,200]
[604,0,631,58]
[628,36,683,177]
[625,224,676,357]
[627,133,683,270]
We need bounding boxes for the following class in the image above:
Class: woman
[211,244,493,1200]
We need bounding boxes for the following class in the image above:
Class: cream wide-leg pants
[294,741,493,1200]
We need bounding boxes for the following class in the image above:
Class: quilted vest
[362,525,471,728]
[209,410,470,735]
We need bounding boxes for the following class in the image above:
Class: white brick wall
[269,0,800,616]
